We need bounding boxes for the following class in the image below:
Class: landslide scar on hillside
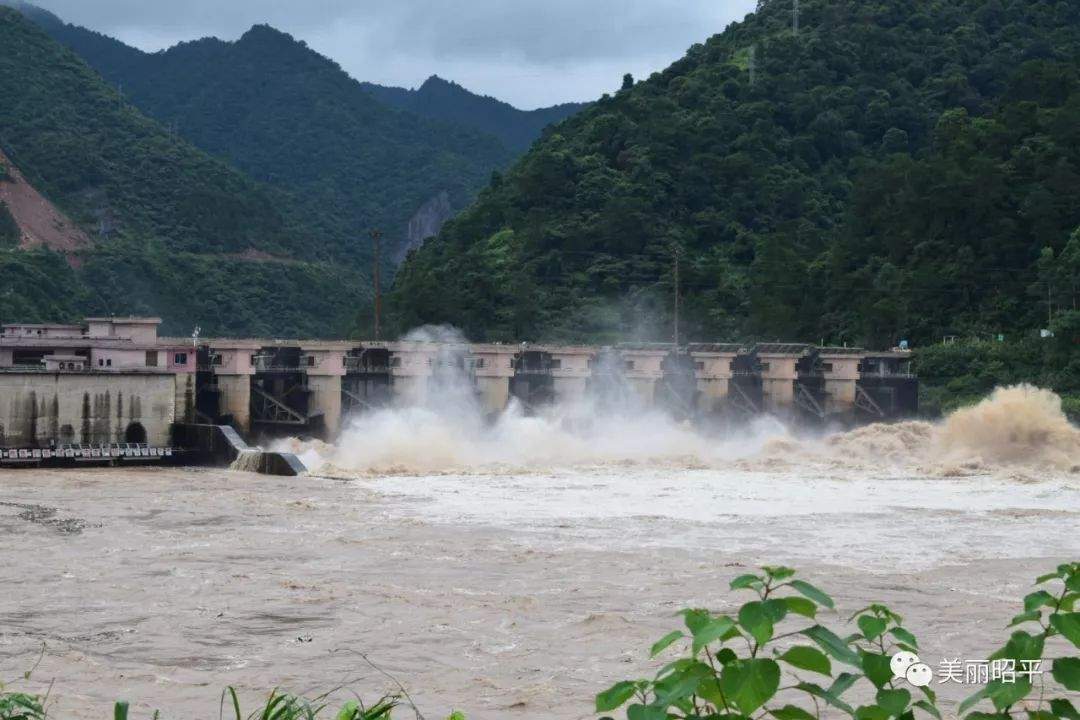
[0,148,91,261]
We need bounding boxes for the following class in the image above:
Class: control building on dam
[0,317,917,448]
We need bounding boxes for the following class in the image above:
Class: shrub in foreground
[2,564,1077,719]
[597,563,1080,720]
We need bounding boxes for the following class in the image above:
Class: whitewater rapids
[285,383,1080,477]
[1,384,1077,719]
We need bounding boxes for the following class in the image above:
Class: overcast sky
[29,0,757,109]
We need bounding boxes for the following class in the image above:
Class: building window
[306,355,316,367]
[760,362,770,372]
[822,362,833,372]
[695,361,705,371]
[624,360,635,371]
[98,358,104,367]
[106,358,112,367]
[550,359,562,369]
[145,351,158,367]
[474,358,485,369]
[174,352,188,365]
[213,355,223,366]
[390,357,402,368]
[250,354,257,366]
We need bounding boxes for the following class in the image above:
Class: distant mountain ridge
[0,6,368,336]
[361,75,588,153]
[5,0,586,260]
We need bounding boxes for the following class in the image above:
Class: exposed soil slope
[0,148,89,256]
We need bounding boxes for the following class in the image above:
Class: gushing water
[228,448,263,472]
[283,382,1080,477]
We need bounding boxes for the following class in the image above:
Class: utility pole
[673,243,681,348]
[370,229,382,340]
[748,44,757,86]
[793,0,800,35]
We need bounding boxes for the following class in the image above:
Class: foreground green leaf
[803,625,861,667]
[596,681,638,712]
[779,646,832,676]
[720,658,781,715]
[649,630,684,658]
[1053,657,1080,691]
[790,580,835,609]
[1049,612,1080,647]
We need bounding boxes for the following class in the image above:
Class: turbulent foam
[287,401,787,475]
[228,448,263,473]
[285,384,1080,477]
[932,385,1080,470]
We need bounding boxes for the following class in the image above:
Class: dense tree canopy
[0,8,366,336]
[390,0,1080,348]
[16,4,582,261]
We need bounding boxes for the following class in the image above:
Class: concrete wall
[307,375,342,437]
[821,355,861,414]
[86,319,159,343]
[0,371,175,447]
[626,378,657,405]
[696,378,730,412]
[759,357,798,412]
[217,375,251,437]
[90,348,147,370]
[475,376,510,415]
[2,324,83,338]
[174,373,196,424]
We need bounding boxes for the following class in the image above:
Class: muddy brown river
[2,386,1079,719]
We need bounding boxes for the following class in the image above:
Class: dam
[0,317,917,456]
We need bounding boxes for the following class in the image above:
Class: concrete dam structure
[0,317,917,454]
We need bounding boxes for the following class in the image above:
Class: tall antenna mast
[370,229,382,340]
[672,243,681,348]
[748,44,757,86]
[793,0,800,35]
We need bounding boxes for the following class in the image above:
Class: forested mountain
[391,0,1080,348]
[7,3,513,263]
[0,7,366,336]
[361,75,588,153]
[8,1,585,262]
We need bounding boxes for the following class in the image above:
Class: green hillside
[361,75,587,153]
[0,7,366,336]
[10,2,521,260]
[390,0,1080,347]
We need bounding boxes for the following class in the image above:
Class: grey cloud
[32,0,756,108]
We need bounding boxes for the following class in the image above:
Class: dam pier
[0,317,917,466]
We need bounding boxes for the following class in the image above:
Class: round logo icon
[891,651,934,687]
[890,651,920,680]
[905,662,933,687]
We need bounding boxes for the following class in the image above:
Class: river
[1,385,1078,719]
